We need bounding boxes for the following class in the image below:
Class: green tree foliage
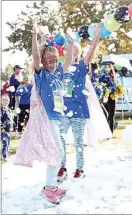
[59,0,132,55]
[3,0,132,57]
[1,64,13,81]
[3,1,61,56]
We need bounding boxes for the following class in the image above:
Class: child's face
[23,77,29,84]
[42,52,59,73]
[105,65,111,73]
[1,96,10,107]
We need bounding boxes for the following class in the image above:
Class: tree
[3,1,61,56]
[59,0,132,55]
[1,64,13,81]
[3,0,132,56]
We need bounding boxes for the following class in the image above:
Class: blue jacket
[15,84,33,105]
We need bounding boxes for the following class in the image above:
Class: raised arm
[84,23,101,66]
[32,20,41,72]
[62,36,74,72]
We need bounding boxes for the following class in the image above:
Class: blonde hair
[40,43,58,61]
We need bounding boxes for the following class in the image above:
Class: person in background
[9,65,22,109]
[1,94,11,161]
[99,64,117,133]
[15,76,33,139]
[9,65,23,132]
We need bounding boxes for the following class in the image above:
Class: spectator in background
[9,65,22,132]
[1,94,11,161]
[99,64,117,133]
[15,76,33,139]
[9,65,22,109]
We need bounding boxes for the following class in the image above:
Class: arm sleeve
[78,60,89,76]
[34,69,43,90]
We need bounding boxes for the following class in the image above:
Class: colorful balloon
[59,56,65,63]
[54,44,65,57]
[104,14,121,32]
[48,36,54,41]
[53,35,67,46]
[46,39,54,46]
[114,6,131,23]
[115,65,123,71]
[128,4,132,17]
[88,23,98,38]
[78,25,90,40]
[100,23,112,38]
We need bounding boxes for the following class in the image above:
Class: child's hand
[39,25,49,36]
[32,18,39,35]
[1,129,5,133]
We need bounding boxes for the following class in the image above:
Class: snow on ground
[2,139,132,214]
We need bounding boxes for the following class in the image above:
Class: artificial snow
[2,133,132,214]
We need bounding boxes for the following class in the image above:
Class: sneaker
[40,187,66,204]
[57,167,68,183]
[55,187,67,198]
[40,187,60,204]
[2,156,8,162]
[73,169,85,179]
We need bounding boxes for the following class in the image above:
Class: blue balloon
[88,23,98,38]
[100,23,111,38]
[46,39,54,46]
[53,35,67,46]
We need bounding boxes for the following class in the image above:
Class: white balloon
[9,86,15,92]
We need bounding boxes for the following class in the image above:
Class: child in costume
[57,24,103,182]
[14,21,74,204]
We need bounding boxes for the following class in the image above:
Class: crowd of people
[1,21,125,205]
[1,65,33,160]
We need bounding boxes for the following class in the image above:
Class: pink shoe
[40,187,67,204]
[55,187,67,198]
[40,187,60,204]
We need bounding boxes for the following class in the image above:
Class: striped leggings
[60,117,86,171]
